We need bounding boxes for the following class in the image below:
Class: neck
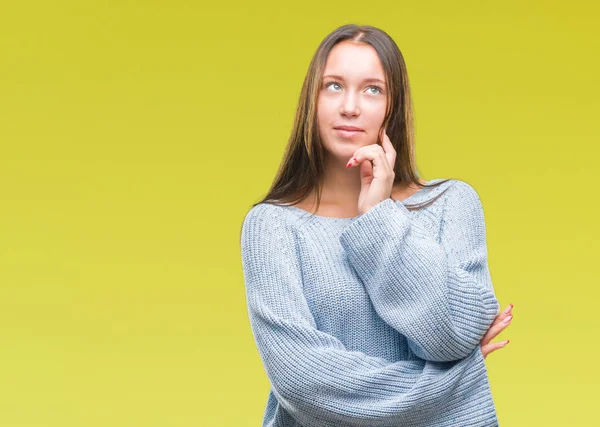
[317,155,363,205]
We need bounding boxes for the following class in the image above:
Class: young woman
[240,24,513,427]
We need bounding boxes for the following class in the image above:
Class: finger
[347,143,381,167]
[481,314,513,345]
[346,145,370,168]
[494,304,513,323]
[490,304,514,327]
[481,340,510,358]
[379,128,396,168]
[345,147,373,168]
[347,146,393,175]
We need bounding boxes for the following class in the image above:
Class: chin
[325,146,356,160]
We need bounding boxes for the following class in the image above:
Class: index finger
[379,128,396,166]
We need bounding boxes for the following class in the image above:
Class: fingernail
[503,304,513,314]
[503,315,513,324]
[503,340,510,345]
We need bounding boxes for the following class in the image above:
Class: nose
[339,91,360,117]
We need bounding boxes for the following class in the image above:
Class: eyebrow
[322,74,386,84]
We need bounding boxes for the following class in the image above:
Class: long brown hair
[254,24,451,213]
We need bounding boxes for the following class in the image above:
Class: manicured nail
[503,304,513,314]
[503,340,510,345]
[503,315,513,324]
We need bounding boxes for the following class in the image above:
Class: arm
[240,203,483,427]
[339,181,500,362]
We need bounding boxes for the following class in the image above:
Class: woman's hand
[345,128,395,215]
[480,304,513,359]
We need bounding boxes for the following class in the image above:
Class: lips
[334,126,364,132]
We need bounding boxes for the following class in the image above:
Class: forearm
[340,198,500,361]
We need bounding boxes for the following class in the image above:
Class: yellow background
[1,1,598,425]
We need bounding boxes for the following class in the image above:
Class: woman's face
[317,40,388,161]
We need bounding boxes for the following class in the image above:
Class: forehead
[323,41,385,81]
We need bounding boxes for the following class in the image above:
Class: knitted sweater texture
[240,178,501,426]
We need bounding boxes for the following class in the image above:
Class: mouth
[334,126,364,138]
[334,126,364,132]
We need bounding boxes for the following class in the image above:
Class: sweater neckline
[283,178,449,221]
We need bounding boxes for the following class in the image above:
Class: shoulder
[240,202,299,248]
[445,179,482,202]
[400,178,476,210]
[442,179,486,221]
[242,202,295,229]
[243,202,280,222]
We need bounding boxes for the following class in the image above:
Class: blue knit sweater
[240,178,501,426]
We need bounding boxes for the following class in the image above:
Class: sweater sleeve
[240,203,483,427]
[339,181,500,362]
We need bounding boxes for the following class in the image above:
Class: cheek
[317,99,335,119]
[366,108,386,130]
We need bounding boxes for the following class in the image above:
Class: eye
[368,85,384,95]
[324,81,384,95]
